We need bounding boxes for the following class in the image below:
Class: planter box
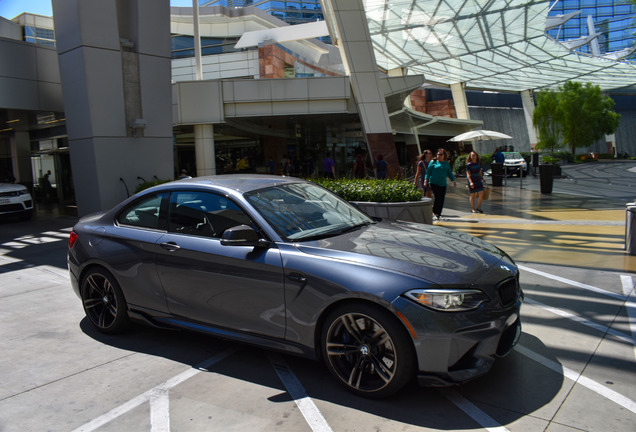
[539,164,554,194]
[352,198,433,225]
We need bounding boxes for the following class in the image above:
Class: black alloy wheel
[80,268,130,334]
[321,303,415,398]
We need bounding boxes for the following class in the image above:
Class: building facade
[1,1,635,216]
[546,0,636,60]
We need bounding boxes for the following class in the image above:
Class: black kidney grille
[497,278,519,306]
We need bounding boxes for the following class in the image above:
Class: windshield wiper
[334,221,374,235]
[291,221,373,242]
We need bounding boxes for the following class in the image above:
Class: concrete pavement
[437,161,636,272]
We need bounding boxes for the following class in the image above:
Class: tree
[533,81,621,155]
[532,89,562,154]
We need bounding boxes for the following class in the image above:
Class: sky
[0,0,195,20]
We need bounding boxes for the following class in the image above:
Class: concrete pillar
[605,133,617,157]
[323,0,400,177]
[10,131,32,185]
[521,90,538,149]
[52,0,173,215]
[450,82,470,120]
[195,124,216,176]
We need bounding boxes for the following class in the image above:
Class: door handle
[287,272,306,283]
[160,241,181,251]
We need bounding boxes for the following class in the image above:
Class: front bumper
[392,281,522,386]
[0,194,33,215]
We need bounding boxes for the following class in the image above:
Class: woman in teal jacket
[424,149,456,220]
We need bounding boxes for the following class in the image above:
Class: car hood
[296,221,509,286]
[0,183,28,193]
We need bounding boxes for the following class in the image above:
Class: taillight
[68,231,78,249]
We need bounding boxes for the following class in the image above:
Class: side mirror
[221,224,270,247]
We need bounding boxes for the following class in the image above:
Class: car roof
[166,174,306,194]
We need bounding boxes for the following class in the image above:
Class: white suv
[0,183,34,220]
[502,152,528,176]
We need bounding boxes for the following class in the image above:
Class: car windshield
[503,152,522,160]
[245,182,373,242]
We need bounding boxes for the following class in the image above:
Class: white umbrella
[448,129,513,142]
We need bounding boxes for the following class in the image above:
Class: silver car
[503,151,528,176]
[67,175,522,398]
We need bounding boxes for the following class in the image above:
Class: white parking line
[516,345,636,415]
[268,353,334,432]
[621,275,636,359]
[150,388,170,432]
[524,297,636,345]
[71,347,237,432]
[518,265,626,301]
[438,388,510,432]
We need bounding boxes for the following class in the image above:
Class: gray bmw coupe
[68,175,522,398]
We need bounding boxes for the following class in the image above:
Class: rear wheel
[80,268,130,334]
[321,303,415,398]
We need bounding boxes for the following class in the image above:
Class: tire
[80,268,130,334]
[321,303,415,398]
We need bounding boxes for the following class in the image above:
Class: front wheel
[321,303,415,398]
[80,268,130,334]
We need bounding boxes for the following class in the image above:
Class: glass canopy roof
[363,0,636,92]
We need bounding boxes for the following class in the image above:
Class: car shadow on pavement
[80,315,562,430]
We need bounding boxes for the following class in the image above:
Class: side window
[117,194,166,230]
[168,191,252,238]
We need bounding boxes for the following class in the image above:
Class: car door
[154,190,286,339]
[109,192,171,313]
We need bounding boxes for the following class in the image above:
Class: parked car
[485,151,528,177]
[502,151,528,176]
[0,183,34,220]
[67,175,522,398]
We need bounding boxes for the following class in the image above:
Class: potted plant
[539,156,559,194]
[310,178,433,224]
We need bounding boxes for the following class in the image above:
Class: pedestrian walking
[353,153,366,179]
[492,147,505,164]
[323,152,335,178]
[466,151,485,213]
[414,150,433,198]
[424,149,456,220]
[375,154,388,179]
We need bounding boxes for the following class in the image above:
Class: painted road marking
[269,353,334,432]
[621,275,636,359]
[518,264,626,301]
[516,345,636,415]
[439,388,510,432]
[524,297,636,345]
[71,347,237,432]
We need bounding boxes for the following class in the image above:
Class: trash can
[626,204,636,255]
[491,163,503,187]
[539,164,554,194]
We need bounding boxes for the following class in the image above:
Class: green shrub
[454,153,491,175]
[310,178,422,202]
[541,156,559,164]
[453,155,468,174]
[553,150,574,163]
[135,179,171,193]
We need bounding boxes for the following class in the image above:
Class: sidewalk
[436,164,636,273]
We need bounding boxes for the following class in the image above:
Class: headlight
[18,189,29,196]
[405,289,487,312]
